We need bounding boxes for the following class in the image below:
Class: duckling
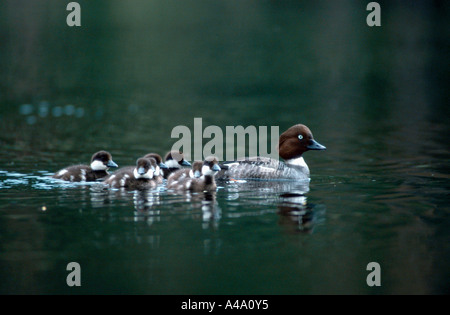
[116,152,167,184]
[142,153,168,183]
[167,156,220,192]
[104,157,158,190]
[53,150,118,182]
[167,161,203,185]
[162,151,192,179]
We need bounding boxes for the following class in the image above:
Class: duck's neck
[284,156,307,168]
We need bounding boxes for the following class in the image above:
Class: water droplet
[19,104,34,115]
[52,106,63,117]
[38,102,49,117]
[65,104,75,116]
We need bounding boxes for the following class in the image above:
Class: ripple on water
[0,170,104,190]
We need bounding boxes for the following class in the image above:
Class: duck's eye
[298,134,303,140]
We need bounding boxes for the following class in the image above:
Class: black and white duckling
[104,157,158,190]
[167,161,203,184]
[162,151,191,179]
[142,153,168,183]
[114,153,167,184]
[53,150,118,182]
[167,156,220,192]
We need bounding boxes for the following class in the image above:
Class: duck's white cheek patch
[165,160,180,169]
[133,169,154,179]
[91,160,107,171]
[146,170,154,179]
[202,165,214,176]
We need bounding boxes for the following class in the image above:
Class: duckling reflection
[200,192,221,229]
[89,183,113,208]
[133,190,162,224]
[165,190,221,229]
[89,183,162,224]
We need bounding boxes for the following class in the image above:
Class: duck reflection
[219,179,310,197]
[277,192,316,233]
[220,179,323,233]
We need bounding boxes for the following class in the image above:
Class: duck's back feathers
[53,165,109,182]
[217,157,310,181]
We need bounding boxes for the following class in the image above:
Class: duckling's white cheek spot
[165,160,179,169]
[91,160,107,171]
[186,181,191,190]
[202,165,212,176]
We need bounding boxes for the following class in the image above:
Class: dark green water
[0,1,449,294]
